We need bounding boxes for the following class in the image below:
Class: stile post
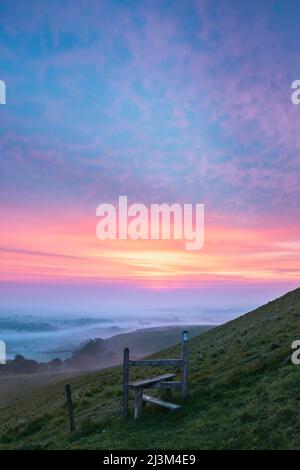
[134,388,143,419]
[182,330,189,398]
[123,348,129,417]
[65,384,75,432]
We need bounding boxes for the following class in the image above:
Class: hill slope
[1,288,300,450]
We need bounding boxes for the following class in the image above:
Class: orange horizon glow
[1,204,300,289]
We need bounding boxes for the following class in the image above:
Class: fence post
[123,348,129,417]
[65,384,75,432]
[182,330,189,398]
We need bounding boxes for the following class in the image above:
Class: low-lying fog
[0,307,246,361]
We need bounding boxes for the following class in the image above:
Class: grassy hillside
[69,324,212,369]
[1,288,300,449]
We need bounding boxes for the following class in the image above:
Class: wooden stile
[123,330,189,419]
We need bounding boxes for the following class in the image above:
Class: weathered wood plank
[129,359,182,367]
[129,373,175,389]
[142,394,181,410]
[154,381,182,390]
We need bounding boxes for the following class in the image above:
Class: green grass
[1,287,300,449]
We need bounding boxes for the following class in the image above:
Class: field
[1,288,300,449]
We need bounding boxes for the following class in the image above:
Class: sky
[0,0,300,319]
